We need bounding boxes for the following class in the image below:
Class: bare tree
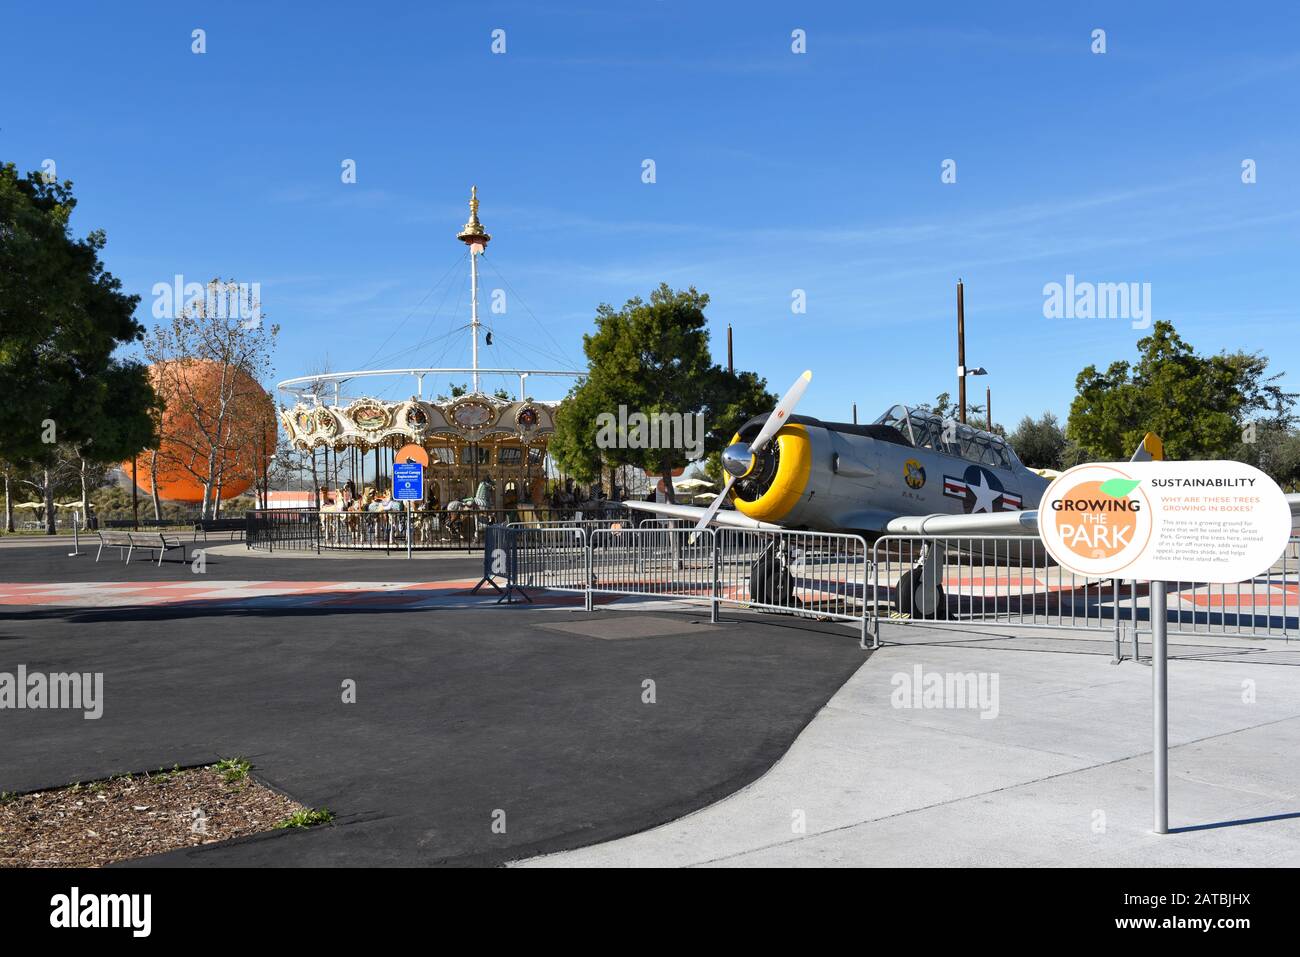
[142,280,279,519]
[1,459,15,533]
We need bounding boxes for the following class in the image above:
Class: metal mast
[456,186,492,394]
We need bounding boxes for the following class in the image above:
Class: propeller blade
[689,474,737,542]
[688,370,812,541]
[750,370,812,454]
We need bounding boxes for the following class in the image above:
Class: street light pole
[956,279,966,425]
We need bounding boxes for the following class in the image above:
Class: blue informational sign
[392,462,424,501]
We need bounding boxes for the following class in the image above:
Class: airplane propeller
[689,370,812,541]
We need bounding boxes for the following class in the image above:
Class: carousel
[276,188,582,517]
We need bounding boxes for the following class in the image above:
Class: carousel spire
[456,185,491,251]
[457,186,490,393]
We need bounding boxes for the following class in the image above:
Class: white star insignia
[968,471,1000,513]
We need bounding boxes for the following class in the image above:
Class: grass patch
[1,765,311,867]
[213,757,252,784]
[275,808,334,829]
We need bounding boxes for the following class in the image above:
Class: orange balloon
[123,361,277,504]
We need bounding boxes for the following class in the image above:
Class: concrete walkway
[516,624,1300,867]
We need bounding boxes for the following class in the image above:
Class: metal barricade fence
[868,534,1300,646]
[717,528,868,629]
[508,526,590,594]
[869,535,1112,632]
[247,505,633,553]
[588,527,716,604]
[502,524,871,643]
[488,524,1299,650]
[247,509,321,553]
[507,517,633,536]
[1159,539,1298,638]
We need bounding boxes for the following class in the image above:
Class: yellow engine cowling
[730,423,814,524]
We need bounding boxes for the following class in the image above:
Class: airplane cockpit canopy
[874,404,1024,470]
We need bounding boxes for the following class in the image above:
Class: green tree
[1230,422,1300,491]
[1067,321,1296,462]
[916,391,996,433]
[0,164,159,532]
[696,449,724,486]
[550,285,776,502]
[1007,411,1085,470]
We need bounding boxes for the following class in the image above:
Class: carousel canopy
[276,189,581,456]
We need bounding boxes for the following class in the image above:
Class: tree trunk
[660,456,677,504]
[43,469,55,535]
[79,455,90,532]
[4,471,13,533]
[204,448,219,520]
[149,450,162,520]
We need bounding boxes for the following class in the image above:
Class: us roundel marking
[942,465,1020,513]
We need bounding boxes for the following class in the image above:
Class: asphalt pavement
[0,543,867,866]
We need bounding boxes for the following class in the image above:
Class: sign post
[1038,460,1291,834]
[391,461,424,561]
[1151,579,1168,833]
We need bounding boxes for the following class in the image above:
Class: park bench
[193,518,245,542]
[95,530,135,562]
[95,530,188,566]
[104,518,189,529]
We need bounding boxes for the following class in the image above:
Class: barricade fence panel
[496,524,1297,648]
[716,528,868,624]
[508,527,590,592]
[867,534,1299,643]
[500,524,870,642]
[589,528,716,599]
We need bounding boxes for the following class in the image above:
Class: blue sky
[3,0,1298,427]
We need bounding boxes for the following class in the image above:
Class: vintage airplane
[624,370,1300,616]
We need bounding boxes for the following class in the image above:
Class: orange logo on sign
[1045,470,1152,570]
[1052,479,1142,560]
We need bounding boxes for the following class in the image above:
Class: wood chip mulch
[0,766,310,867]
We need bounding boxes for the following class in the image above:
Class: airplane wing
[884,509,1042,536]
[622,499,785,530]
[885,432,1165,537]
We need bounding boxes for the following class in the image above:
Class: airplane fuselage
[728,413,1051,539]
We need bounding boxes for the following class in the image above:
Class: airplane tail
[1129,432,1164,462]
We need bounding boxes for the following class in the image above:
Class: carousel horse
[445,479,495,542]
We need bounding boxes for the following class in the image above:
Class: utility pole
[852,402,858,425]
[726,324,734,375]
[956,278,967,425]
[986,385,992,432]
[131,455,139,530]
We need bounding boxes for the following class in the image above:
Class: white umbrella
[673,478,716,491]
